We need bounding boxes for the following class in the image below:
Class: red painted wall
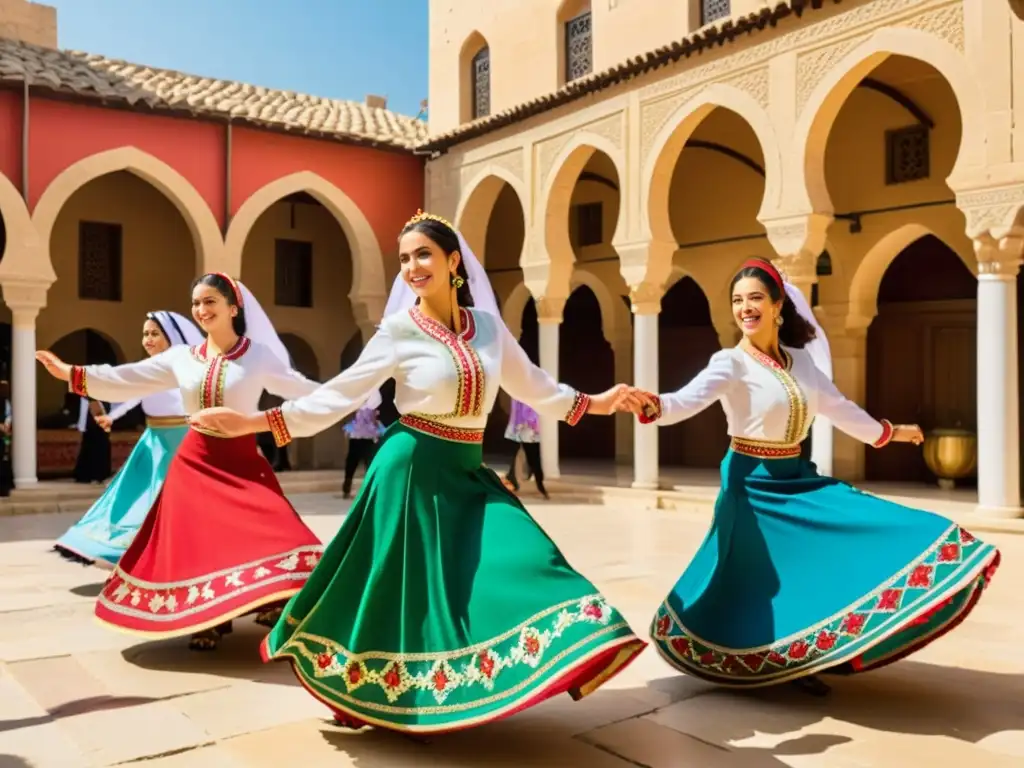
[27,99,226,227]
[0,90,24,192]
[230,126,424,261]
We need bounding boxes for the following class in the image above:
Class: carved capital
[535,297,567,323]
[957,184,1024,240]
[616,239,675,307]
[628,281,663,315]
[974,232,1024,280]
[1,278,51,320]
[762,212,833,272]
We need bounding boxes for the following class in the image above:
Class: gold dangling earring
[451,272,465,334]
[775,314,784,327]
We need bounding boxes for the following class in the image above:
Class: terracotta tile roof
[419,0,836,153]
[0,38,428,151]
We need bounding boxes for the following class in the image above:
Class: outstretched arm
[810,365,921,447]
[498,321,637,422]
[637,350,737,427]
[191,326,397,445]
[37,349,179,403]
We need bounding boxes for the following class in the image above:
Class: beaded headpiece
[404,209,455,233]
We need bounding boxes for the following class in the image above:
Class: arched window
[564,6,592,82]
[471,46,490,119]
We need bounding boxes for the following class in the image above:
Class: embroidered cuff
[565,392,590,427]
[69,366,88,397]
[638,394,663,425]
[266,407,292,448]
[873,419,894,448]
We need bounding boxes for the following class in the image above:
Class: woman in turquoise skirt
[54,311,203,567]
[192,210,647,735]
[633,258,1000,695]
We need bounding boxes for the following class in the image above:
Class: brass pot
[922,428,977,490]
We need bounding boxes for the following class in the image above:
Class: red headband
[211,272,243,308]
[739,258,784,293]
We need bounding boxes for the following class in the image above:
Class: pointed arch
[225,171,387,318]
[795,27,983,212]
[455,162,528,264]
[569,268,628,344]
[644,84,782,243]
[0,170,47,284]
[32,147,223,276]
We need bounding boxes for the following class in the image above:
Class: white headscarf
[383,220,500,320]
[783,281,834,476]
[147,311,203,348]
[204,273,292,368]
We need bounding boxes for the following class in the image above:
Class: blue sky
[48,0,429,117]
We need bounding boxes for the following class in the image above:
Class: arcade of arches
[0,163,385,481]
[433,17,1024,519]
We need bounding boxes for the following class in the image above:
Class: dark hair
[398,218,474,308]
[191,274,247,335]
[730,263,817,348]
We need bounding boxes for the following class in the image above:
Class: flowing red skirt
[95,430,323,638]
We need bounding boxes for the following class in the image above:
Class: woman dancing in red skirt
[36,274,323,650]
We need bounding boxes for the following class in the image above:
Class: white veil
[784,281,834,476]
[383,230,501,320]
[234,281,293,368]
[148,311,203,348]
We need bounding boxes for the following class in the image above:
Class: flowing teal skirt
[651,449,1000,686]
[55,422,189,567]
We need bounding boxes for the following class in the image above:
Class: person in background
[73,396,111,485]
[0,378,12,497]
[341,389,385,499]
[503,398,548,499]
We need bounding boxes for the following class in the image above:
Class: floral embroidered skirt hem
[94,430,322,638]
[651,450,1000,687]
[55,424,189,568]
[261,421,646,733]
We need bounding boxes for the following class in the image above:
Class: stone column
[536,297,565,480]
[611,330,633,465]
[1,281,50,488]
[630,283,661,489]
[973,234,1023,517]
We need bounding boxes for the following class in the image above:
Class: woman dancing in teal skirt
[54,311,202,567]
[634,258,1000,695]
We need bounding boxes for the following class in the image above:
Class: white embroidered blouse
[265,307,589,446]
[642,345,892,448]
[70,337,320,421]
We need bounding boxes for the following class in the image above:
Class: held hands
[35,350,71,382]
[94,414,113,432]
[189,407,262,437]
[585,384,654,416]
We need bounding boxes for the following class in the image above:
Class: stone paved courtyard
[1,493,1022,767]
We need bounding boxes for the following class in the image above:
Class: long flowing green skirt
[651,449,1000,686]
[55,423,188,567]
[262,420,646,733]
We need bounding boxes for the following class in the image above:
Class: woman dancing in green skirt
[192,210,647,735]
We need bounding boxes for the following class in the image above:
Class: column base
[13,476,38,488]
[631,480,659,491]
[973,503,1024,519]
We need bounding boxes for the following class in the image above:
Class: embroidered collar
[742,344,792,373]
[191,336,251,363]
[410,306,477,343]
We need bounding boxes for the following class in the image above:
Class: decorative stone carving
[903,2,964,52]
[536,133,576,186]
[458,148,526,188]
[724,67,770,110]
[640,0,929,102]
[628,281,663,314]
[958,185,1024,239]
[795,35,868,112]
[974,233,1024,279]
[763,213,832,264]
[640,88,697,161]
[534,296,568,323]
[586,113,623,150]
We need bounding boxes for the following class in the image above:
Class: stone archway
[795,28,983,213]
[225,171,387,326]
[32,147,223,276]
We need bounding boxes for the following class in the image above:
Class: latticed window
[701,0,730,25]
[78,221,122,301]
[274,239,313,308]
[886,125,930,184]
[565,11,593,82]
[472,47,490,119]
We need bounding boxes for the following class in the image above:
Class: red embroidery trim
[399,414,484,443]
[69,366,88,397]
[566,392,590,426]
[638,395,662,425]
[873,419,894,448]
[267,407,292,448]
[730,437,801,459]
[409,308,484,418]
